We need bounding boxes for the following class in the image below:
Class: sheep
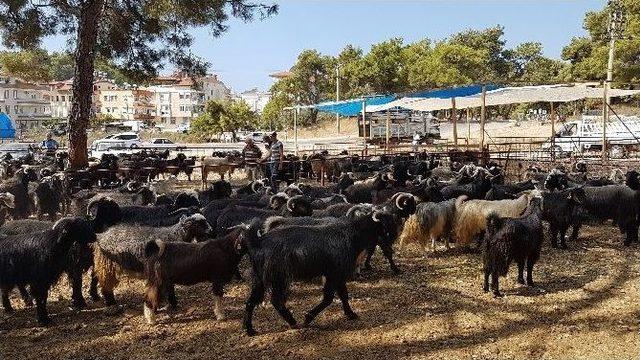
[93,213,213,306]
[482,197,544,297]
[215,195,313,235]
[242,206,397,336]
[0,217,96,325]
[454,193,533,248]
[87,196,200,227]
[29,174,64,220]
[399,195,467,252]
[141,226,249,324]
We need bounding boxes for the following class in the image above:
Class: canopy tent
[313,96,395,117]
[0,113,16,139]
[370,84,640,113]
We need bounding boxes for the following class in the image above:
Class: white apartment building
[49,77,118,119]
[237,88,271,113]
[146,86,204,129]
[0,75,51,130]
[199,74,231,102]
[97,89,156,122]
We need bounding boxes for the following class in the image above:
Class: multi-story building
[237,88,271,113]
[96,89,155,122]
[0,75,52,131]
[146,85,204,129]
[199,74,231,102]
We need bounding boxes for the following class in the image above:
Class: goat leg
[526,259,536,286]
[482,270,490,293]
[550,224,559,248]
[89,275,100,302]
[1,286,14,313]
[244,282,265,336]
[516,261,525,284]
[380,244,401,274]
[17,285,33,307]
[166,284,178,310]
[559,227,568,249]
[211,283,225,321]
[270,285,297,329]
[68,271,87,310]
[491,270,502,298]
[31,287,50,326]
[336,282,358,320]
[304,281,336,326]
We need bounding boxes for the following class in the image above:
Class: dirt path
[1,224,639,360]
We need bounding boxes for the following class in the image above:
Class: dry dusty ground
[1,222,639,360]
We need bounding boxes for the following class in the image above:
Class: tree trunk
[68,0,104,169]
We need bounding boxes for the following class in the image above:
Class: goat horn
[395,193,406,210]
[251,181,261,193]
[372,211,382,223]
[168,207,189,216]
[286,198,295,213]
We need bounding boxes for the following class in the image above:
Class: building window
[14,105,18,113]
[170,118,176,125]
[13,90,17,99]
[4,106,9,114]
[3,90,8,99]
[104,95,108,101]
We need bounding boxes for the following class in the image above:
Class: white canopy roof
[367,84,640,113]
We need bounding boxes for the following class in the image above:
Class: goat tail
[398,215,421,248]
[455,195,469,209]
[92,246,120,292]
[144,239,166,259]
[485,212,502,234]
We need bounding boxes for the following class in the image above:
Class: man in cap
[268,131,284,193]
[40,132,59,155]
[242,137,262,181]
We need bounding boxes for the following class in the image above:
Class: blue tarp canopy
[0,113,16,139]
[312,84,500,116]
[314,96,396,117]
[406,84,500,99]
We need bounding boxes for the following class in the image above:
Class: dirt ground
[1,221,639,360]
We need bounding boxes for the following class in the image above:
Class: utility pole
[335,64,340,133]
[603,0,625,162]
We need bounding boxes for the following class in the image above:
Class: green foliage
[0,49,53,81]
[90,113,116,128]
[561,0,640,83]
[191,99,259,137]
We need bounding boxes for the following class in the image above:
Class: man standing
[242,137,262,181]
[268,131,284,193]
[41,132,59,155]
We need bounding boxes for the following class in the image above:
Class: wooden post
[451,97,457,148]
[385,110,390,150]
[294,107,299,156]
[550,102,555,160]
[480,85,487,150]
[466,107,471,149]
[361,100,366,139]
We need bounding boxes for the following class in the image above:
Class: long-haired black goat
[0,217,96,325]
[93,214,212,306]
[142,226,248,324]
[482,197,543,297]
[242,206,397,336]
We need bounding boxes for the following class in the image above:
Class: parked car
[174,124,190,134]
[144,138,186,151]
[89,140,142,159]
[245,131,269,143]
[0,142,37,158]
[93,132,142,149]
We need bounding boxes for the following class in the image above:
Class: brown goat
[142,227,247,324]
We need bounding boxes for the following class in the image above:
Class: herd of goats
[0,148,637,336]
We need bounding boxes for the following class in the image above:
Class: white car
[98,132,142,148]
[145,138,186,151]
[245,131,269,143]
[89,140,142,158]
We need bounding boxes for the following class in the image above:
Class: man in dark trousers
[268,131,284,193]
[242,137,262,180]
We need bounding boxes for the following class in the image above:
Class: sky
[40,0,605,93]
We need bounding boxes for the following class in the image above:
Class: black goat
[540,188,584,249]
[243,206,397,336]
[485,179,538,200]
[483,197,544,297]
[0,217,96,325]
[0,168,38,219]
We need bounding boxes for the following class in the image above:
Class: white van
[89,139,142,158]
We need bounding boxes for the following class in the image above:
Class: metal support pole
[550,101,556,160]
[335,64,340,133]
[603,0,622,162]
[451,97,457,148]
[480,86,487,150]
